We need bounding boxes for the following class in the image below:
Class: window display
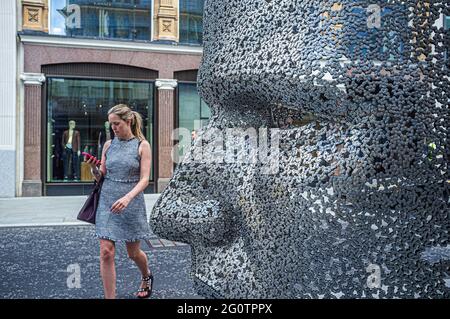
[62,120,81,180]
[98,120,112,161]
[47,77,154,183]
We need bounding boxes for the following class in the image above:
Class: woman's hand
[84,154,100,169]
[111,195,132,214]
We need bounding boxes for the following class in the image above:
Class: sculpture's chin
[192,277,225,299]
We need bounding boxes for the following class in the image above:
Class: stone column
[153,0,178,42]
[155,79,178,193]
[22,0,48,32]
[20,73,45,197]
[0,0,17,197]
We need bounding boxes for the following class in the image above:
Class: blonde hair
[108,104,146,141]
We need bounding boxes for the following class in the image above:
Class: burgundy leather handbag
[77,175,104,224]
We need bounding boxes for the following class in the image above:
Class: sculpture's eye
[270,104,317,129]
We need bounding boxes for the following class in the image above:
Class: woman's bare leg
[99,239,116,299]
[126,241,151,297]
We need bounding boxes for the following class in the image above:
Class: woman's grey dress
[95,137,151,242]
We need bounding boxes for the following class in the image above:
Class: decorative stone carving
[151,0,449,298]
[154,0,178,41]
[20,73,46,85]
[155,79,178,90]
[22,0,48,32]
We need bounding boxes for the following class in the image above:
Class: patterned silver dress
[95,137,151,242]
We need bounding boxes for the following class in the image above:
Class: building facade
[1,1,448,198]
[11,0,208,197]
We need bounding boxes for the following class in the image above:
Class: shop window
[179,0,204,45]
[46,77,154,183]
[175,82,210,165]
[178,83,210,132]
[49,0,152,40]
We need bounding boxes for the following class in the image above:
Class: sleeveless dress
[95,137,151,242]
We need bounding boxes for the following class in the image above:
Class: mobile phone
[82,152,102,166]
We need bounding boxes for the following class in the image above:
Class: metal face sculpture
[151,0,449,298]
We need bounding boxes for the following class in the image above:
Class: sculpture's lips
[150,197,228,246]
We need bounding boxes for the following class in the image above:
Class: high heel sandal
[136,273,153,299]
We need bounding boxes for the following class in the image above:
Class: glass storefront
[175,82,210,164]
[50,0,152,40]
[179,0,204,45]
[178,83,210,132]
[46,77,154,183]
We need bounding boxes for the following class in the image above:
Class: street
[0,225,201,299]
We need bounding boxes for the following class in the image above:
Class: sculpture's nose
[150,170,228,246]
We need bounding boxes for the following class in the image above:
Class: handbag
[77,175,104,224]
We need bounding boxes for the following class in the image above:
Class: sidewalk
[0,194,161,228]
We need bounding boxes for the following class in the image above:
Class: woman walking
[85,104,153,299]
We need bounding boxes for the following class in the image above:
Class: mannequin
[61,120,81,181]
[97,121,112,160]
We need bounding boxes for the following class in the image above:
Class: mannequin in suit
[62,120,81,181]
[98,121,112,160]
